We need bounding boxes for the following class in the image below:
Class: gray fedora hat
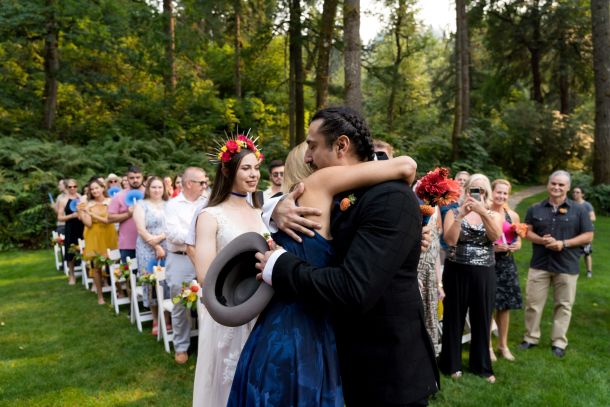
[202,232,274,327]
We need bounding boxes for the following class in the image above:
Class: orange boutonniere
[340,194,357,211]
[559,207,568,214]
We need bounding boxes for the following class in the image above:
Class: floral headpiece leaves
[208,129,264,164]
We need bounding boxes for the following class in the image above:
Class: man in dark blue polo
[520,170,594,358]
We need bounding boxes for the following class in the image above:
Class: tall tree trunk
[591,0,610,184]
[234,0,242,99]
[451,0,469,161]
[163,0,176,94]
[343,0,362,112]
[315,0,338,110]
[289,0,305,146]
[43,0,59,132]
[387,0,406,131]
[529,1,544,104]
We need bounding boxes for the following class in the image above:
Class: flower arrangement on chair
[416,167,461,225]
[113,262,131,281]
[51,234,65,246]
[138,272,157,286]
[172,280,201,310]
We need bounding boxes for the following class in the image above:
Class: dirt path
[509,185,546,208]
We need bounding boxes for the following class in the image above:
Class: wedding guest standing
[571,186,596,278]
[489,179,523,362]
[520,171,594,358]
[171,175,182,198]
[263,159,284,201]
[134,176,169,336]
[192,137,266,407]
[57,179,84,285]
[108,166,145,263]
[165,167,208,364]
[439,174,502,383]
[79,179,118,304]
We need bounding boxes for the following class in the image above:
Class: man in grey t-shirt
[572,186,596,278]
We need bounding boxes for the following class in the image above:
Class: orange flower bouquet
[416,167,461,225]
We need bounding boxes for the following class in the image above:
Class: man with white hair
[165,167,208,364]
[520,170,594,358]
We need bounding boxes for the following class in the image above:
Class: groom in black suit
[257,107,439,406]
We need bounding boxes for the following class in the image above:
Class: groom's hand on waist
[272,183,321,242]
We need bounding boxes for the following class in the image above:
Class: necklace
[231,192,248,198]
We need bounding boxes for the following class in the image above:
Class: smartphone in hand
[469,187,481,201]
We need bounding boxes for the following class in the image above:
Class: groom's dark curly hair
[310,107,375,162]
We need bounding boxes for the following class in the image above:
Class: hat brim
[202,232,274,327]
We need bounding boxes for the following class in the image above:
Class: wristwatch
[563,240,569,249]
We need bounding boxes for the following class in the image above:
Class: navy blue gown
[227,231,344,407]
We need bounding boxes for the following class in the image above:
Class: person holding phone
[439,174,503,383]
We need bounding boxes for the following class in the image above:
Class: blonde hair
[463,173,493,208]
[492,179,512,194]
[373,139,394,158]
[282,142,313,194]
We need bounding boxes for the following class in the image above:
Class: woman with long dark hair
[57,179,84,285]
[192,135,267,407]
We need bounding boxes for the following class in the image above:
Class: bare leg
[496,310,514,360]
[93,268,105,304]
[68,260,76,285]
[585,255,592,277]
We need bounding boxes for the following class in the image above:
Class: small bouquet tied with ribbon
[416,167,461,225]
[138,272,156,286]
[114,262,130,281]
[51,234,65,246]
[172,280,202,310]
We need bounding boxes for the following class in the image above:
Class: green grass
[0,252,195,406]
[1,194,608,406]
[431,192,610,406]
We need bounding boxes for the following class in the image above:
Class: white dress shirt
[165,193,208,253]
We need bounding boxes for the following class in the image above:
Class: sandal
[450,371,463,380]
[489,347,497,362]
[484,375,496,384]
[497,346,515,361]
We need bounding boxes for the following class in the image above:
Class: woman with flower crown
[227,139,418,407]
[191,134,268,407]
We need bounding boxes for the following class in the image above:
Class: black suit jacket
[273,181,439,406]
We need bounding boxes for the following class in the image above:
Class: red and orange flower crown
[208,130,264,164]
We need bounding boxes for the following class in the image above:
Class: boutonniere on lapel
[340,194,357,212]
[559,207,568,214]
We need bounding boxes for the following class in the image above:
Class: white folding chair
[52,231,64,272]
[128,257,153,332]
[154,267,174,353]
[107,249,131,315]
[62,246,83,281]
[79,239,94,290]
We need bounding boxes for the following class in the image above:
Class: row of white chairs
[52,234,197,354]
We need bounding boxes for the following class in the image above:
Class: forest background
[1,0,609,249]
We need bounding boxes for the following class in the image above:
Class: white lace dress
[193,205,267,407]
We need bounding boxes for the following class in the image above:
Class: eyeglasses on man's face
[108,179,119,184]
[271,172,284,177]
[191,180,208,187]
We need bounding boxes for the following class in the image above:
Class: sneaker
[551,346,566,358]
[587,271,592,278]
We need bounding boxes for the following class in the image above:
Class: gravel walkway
[508,185,546,208]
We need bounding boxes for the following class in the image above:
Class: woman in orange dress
[79,179,118,304]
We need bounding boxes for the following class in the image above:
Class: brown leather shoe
[175,352,188,364]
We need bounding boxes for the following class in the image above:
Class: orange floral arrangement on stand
[415,167,461,225]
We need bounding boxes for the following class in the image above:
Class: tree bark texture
[234,0,242,99]
[315,0,338,110]
[163,0,176,94]
[529,0,544,104]
[591,0,610,184]
[343,0,362,112]
[289,0,305,146]
[387,0,406,131]
[43,0,59,131]
[451,0,469,161]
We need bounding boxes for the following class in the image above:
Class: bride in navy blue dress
[228,143,417,406]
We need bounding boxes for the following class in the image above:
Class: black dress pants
[439,260,495,377]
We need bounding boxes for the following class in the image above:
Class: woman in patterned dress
[489,179,523,361]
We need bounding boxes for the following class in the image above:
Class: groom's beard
[308,162,318,171]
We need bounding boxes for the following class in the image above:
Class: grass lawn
[0,192,608,406]
[431,192,610,406]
